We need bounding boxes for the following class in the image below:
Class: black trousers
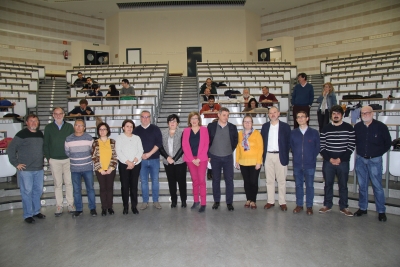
[164,162,187,203]
[240,165,261,202]
[293,105,310,129]
[317,109,330,132]
[95,170,116,210]
[118,161,141,208]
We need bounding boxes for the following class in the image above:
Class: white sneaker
[68,205,76,214]
[140,202,148,210]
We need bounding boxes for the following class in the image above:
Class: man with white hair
[354,105,391,222]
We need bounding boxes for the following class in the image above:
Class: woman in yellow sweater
[92,122,118,216]
[235,115,263,209]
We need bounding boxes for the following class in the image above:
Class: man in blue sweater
[133,110,163,210]
[354,106,392,222]
[319,105,355,217]
[290,111,320,215]
[291,73,314,128]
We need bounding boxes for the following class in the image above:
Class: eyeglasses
[361,112,372,116]
[141,116,150,119]
[99,128,108,131]
[296,115,307,119]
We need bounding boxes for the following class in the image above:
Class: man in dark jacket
[199,78,218,95]
[290,110,320,215]
[207,107,238,211]
[261,106,291,211]
[68,99,94,120]
[291,73,314,128]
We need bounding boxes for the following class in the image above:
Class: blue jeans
[293,168,315,208]
[355,155,386,213]
[140,158,160,203]
[71,170,96,211]
[322,160,349,210]
[210,153,234,204]
[18,170,44,219]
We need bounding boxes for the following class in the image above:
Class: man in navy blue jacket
[261,106,291,211]
[354,105,392,222]
[290,111,320,215]
[291,73,314,129]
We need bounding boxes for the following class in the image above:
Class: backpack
[342,94,363,100]
[224,89,241,99]
[368,104,382,110]
[364,93,383,99]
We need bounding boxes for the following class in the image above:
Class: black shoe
[123,208,128,215]
[171,202,177,208]
[90,209,97,217]
[198,205,206,213]
[132,208,139,214]
[24,217,35,224]
[227,204,234,211]
[378,213,387,222]
[354,209,367,217]
[101,209,107,216]
[181,201,187,208]
[33,213,46,219]
[207,172,213,180]
[191,202,200,209]
[73,211,83,217]
[212,202,220,210]
[108,208,114,215]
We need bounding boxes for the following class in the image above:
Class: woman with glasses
[316,82,337,131]
[182,112,209,212]
[92,122,118,216]
[235,115,263,209]
[115,119,143,215]
[159,114,187,208]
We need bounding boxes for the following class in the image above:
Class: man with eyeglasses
[354,105,391,222]
[290,111,320,215]
[133,110,163,210]
[44,107,75,216]
[319,105,355,217]
[261,106,291,211]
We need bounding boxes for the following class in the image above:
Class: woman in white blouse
[115,119,144,215]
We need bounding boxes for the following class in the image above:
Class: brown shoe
[306,207,313,215]
[293,206,303,213]
[250,202,257,209]
[340,208,354,217]
[244,200,251,208]
[318,206,332,213]
[280,204,288,211]
[264,203,275,209]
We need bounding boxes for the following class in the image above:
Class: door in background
[187,47,202,77]
[126,48,141,64]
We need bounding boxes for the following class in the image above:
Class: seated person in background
[83,77,98,92]
[0,97,16,111]
[68,99,94,120]
[259,86,278,108]
[88,84,103,101]
[106,84,120,100]
[202,88,212,103]
[237,88,254,108]
[242,98,258,117]
[199,78,217,95]
[120,79,135,96]
[73,72,87,87]
[200,95,220,118]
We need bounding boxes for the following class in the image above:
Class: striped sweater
[320,122,355,162]
[65,132,94,172]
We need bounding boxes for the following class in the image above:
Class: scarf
[242,128,254,151]
[321,95,328,114]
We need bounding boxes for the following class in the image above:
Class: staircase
[157,76,198,130]
[36,77,69,131]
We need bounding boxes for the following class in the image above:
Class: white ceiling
[24,0,321,19]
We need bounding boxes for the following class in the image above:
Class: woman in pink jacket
[182,111,209,212]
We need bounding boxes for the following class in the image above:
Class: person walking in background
[92,122,118,216]
[291,73,314,128]
[316,82,337,132]
[182,112,209,212]
[115,119,143,215]
[235,115,263,209]
[159,114,187,208]
[8,114,46,223]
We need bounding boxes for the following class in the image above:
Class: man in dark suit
[260,106,291,211]
[207,107,238,211]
